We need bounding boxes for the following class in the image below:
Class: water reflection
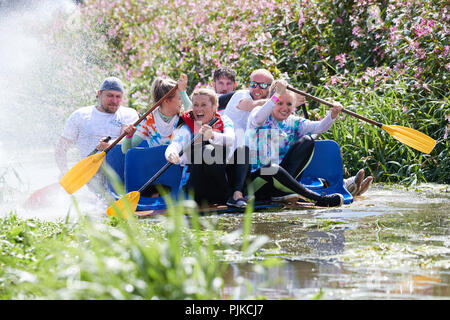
[221,186,449,299]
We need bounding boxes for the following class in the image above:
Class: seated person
[245,79,345,207]
[121,73,191,153]
[164,88,238,207]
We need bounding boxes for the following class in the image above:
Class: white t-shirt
[223,89,252,148]
[61,105,139,158]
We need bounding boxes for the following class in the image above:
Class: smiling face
[192,93,217,125]
[271,92,296,121]
[161,90,182,117]
[248,72,272,100]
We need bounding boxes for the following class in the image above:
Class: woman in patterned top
[244,79,345,207]
[121,73,192,153]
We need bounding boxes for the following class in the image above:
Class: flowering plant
[76,0,448,183]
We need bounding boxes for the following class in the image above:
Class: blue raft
[105,140,353,213]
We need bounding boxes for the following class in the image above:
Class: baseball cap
[99,76,124,92]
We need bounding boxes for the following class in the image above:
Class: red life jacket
[180,111,224,134]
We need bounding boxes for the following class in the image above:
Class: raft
[105,140,353,215]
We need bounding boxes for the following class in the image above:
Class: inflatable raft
[105,140,353,214]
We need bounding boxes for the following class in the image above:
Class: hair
[150,77,177,104]
[213,66,237,82]
[191,88,218,108]
[249,69,274,82]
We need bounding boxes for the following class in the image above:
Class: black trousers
[185,144,231,205]
[226,145,250,195]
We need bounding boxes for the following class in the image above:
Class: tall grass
[0,195,267,299]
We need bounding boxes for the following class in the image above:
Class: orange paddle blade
[106,191,140,219]
[381,124,436,154]
[59,151,106,194]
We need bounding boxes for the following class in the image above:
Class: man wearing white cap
[55,76,138,179]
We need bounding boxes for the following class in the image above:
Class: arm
[248,99,276,128]
[236,98,266,112]
[300,102,343,134]
[248,81,288,127]
[204,124,235,147]
[180,90,192,110]
[121,134,143,154]
[165,125,191,164]
[178,73,192,110]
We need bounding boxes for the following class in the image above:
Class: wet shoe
[226,196,248,208]
[315,193,344,207]
[357,176,373,196]
[271,193,299,202]
[344,169,365,196]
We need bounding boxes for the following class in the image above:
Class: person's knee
[260,163,280,176]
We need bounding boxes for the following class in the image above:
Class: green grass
[0,193,272,300]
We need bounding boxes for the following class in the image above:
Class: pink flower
[414,18,434,38]
[350,40,359,49]
[332,76,340,84]
[298,10,305,29]
[336,17,343,24]
[335,53,347,68]
[352,26,362,37]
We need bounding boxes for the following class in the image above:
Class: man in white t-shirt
[55,77,138,187]
[223,69,275,149]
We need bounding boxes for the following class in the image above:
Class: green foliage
[0,209,221,299]
[0,194,271,300]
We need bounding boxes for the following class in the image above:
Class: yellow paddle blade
[59,152,106,194]
[381,124,436,154]
[106,191,140,219]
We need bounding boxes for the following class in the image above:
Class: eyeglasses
[249,81,271,89]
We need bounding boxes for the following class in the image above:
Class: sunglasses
[249,80,271,89]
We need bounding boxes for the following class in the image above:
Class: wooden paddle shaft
[138,117,219,193]
[287,86,382,127]
[104,85,179,153]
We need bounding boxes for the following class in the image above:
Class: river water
[219,184,449,299]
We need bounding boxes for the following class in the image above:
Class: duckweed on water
[336,212,450,271]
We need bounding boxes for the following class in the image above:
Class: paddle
[106,116,220,218]
[25,137,112,208]
[59,85,179,194]
[287,86,436,154]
